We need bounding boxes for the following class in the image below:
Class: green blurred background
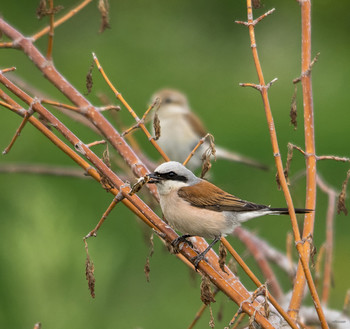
[1,0,349,328]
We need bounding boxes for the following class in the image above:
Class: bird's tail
[269,207,313,215]
[214,146,269,171]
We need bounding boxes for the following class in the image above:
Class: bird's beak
[147,172,162,184]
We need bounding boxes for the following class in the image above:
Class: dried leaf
[200,275,216,306]
[337,169,350,215]
[36,0,47,19]
[144,257,151,282]
[310,240,317,269]
[209,306,215,328]
[252,0,262,9]
[102,144,111,168]
[144,233,154,282]
[153,113,161,140]
[36,0,63,19]
[85,61,94,95]
[217,300,224,322]
[290,84,298,130]
[98,0,111,33]
[84,240,96,298]
[201,154,212,179]
[218,242,227,273]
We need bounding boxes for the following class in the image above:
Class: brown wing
[184,113,207,137]
[178,180,267,212]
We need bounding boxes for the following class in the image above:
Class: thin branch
[84,192,124,239]
[238,2,328,327]
[183,133,212,166]
[2,105,33,155]
[316,175,337,305]
[221,237,300,329]
[46,0,55,60]
[0,163,88,178]
[92,52,170,162]
[0,74,277,329]
[233,227,284,300]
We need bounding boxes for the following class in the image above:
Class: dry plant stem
[233,227,283,300]
[46,0,54,60]
[187,289,219,329]
[85,194,123,239]
[288,143,350,163]
[122,101,157,137]
[92,53,170,162]
[316,175,337,305]
[288,1,325,324]
[0,163,87,177]
[41,99,80,111]
[0,18,159,197]
[231,312,246,329]
[183,133,211,166]
[86,140,106,148]
[0,80,276,329]
[239,2,328,327]
[2,108,32,155]
[221,237,300,329]
[0,0,93,48]
[1,67,16,73]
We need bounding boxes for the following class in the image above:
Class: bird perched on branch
[150,89,268,171]
[148,161,310,269]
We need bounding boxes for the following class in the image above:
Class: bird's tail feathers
[269,207,313,215]
[214,146,269,171]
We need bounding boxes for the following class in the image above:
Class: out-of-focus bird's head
[151,89,190,114]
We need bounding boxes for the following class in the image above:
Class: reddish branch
[0,18,285,328]
[237,1,329,327]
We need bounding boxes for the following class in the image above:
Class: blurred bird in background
[150,89,268,171]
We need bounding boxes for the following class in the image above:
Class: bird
[150,89,268,171]
[147,161,311,269]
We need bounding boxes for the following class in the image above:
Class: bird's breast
[159,190,235,239]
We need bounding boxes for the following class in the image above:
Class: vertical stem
[46,0,54,60]
[288,0,318,319]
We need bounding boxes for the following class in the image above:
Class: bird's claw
[171,235,194,253]
[191,253,208,271]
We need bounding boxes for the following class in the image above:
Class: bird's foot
[191,252,208,271]
[171,235,194,253]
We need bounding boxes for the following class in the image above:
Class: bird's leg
[171,234,194,252]
[191,235,221,270]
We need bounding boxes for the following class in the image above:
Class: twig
[238,2,328,327]
[316,175,337,305]
[0,76,277,329]
[221,237,300,329]
[92,53,170,162]
[0,0,93,48]
[84,192,125,239]
[0,163,88,178]
[86,140,106,148]
[2,104,33,155]
[183,133,212,166]
[46,0,55,60]
[233,227,283,300]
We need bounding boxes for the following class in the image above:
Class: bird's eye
[168,171,176,178]
[164,98,172,104]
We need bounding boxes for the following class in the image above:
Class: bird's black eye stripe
[156,171,188,182]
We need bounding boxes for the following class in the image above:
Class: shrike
[148,161,310,268]
[150,89,268,171]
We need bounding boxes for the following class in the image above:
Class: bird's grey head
[151,89,190,115]
[148,161,200,195]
